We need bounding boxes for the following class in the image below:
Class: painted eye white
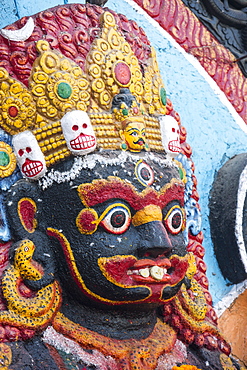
[100,205,131,234]
[164,206,184,235]
[135,160,154,187]
[61,110,97,156]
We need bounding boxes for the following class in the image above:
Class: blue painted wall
[1,0,247,305]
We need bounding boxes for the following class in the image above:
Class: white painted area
[38,151,175,190]
[214,279,247,317]
[235,164,247,273]
[0,17,34,41]
[43,326,118,369]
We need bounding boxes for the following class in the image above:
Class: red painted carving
[133,0,247,123]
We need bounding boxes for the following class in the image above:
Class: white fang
[0,17,34,41]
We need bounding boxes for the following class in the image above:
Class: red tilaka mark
[78,178,184,210]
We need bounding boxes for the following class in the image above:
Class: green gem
[57,82,72,99]
[121,143,127,150]
[122,108,128,116]
[0,151,10,167]
[179,167,184,180]
[160,87,167,106]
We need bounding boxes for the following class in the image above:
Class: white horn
[0,17,34,41]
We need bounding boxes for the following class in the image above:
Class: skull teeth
[168,140,180,152]
[23,161,43,177]
[70,135,96,150]
[128,266,168,280]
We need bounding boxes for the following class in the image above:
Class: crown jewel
[0,11,167,178]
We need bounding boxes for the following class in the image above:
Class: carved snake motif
[0,240,61,328]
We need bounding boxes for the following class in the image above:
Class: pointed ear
[6,179,42,239]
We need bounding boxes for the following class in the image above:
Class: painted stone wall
[1,0,247,308]
[0,0,247,367]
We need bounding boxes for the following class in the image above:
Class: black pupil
[111,210,126,228]
[172,212,182,229]
[140,167,150,181]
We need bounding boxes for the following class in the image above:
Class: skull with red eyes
[12,130,47,180]
[61,110,97,155]
[159,115,181,158]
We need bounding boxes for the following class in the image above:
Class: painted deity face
[159,116,181,157]
[61,110,97,155]
[12,131,46,180]
[120,121,146,152]
[41,152,188,308]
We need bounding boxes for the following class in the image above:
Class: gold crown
[0,11,166,170]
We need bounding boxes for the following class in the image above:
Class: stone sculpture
[0,3,241,369]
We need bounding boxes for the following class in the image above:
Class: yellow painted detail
[132,205,162,226]
[0,239,61,329]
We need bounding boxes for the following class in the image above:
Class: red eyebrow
[78,176,184,210]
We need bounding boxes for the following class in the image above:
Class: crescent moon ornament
[0,17,35,41]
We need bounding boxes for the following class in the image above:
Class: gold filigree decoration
[143,47,166,115]
[0,11,166,167]
[0,68,36,135]
[85,11,143,110]
[30,40,90,121]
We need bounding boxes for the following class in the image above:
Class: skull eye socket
[164,205,185,235]
[72,125,79,131]
[100,204,131,234]
[82,123,88,129]
[172,128,175,132]
[18,149,24,156]
[26,147,31,153]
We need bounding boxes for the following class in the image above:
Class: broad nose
[132,205,173,258]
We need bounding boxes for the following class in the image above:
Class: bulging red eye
[18,149,24,156]
[100,204,131,235]
[26,147,31,153]
[164,206,185,235]
[82,123,88,129]
[72,125,79,131]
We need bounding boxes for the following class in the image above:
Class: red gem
[133,107,139,114]
[114,62,131,85]
[8,106,18,117]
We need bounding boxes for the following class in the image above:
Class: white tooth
[150,266,164,281]
[163,268,167,274]
[139,268,150,278]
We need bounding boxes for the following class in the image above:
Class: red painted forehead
[78,176,184,210]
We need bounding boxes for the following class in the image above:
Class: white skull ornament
[12,130,47,180]
[61,110,97,155]
[159,115,181,158]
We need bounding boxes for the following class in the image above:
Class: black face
[37,152,189,308]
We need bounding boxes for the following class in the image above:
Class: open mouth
[168,140,181,153]
[22,159,43,177]
[98,254,189,288]
[70,134,96,150]
[134,138,145,146]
